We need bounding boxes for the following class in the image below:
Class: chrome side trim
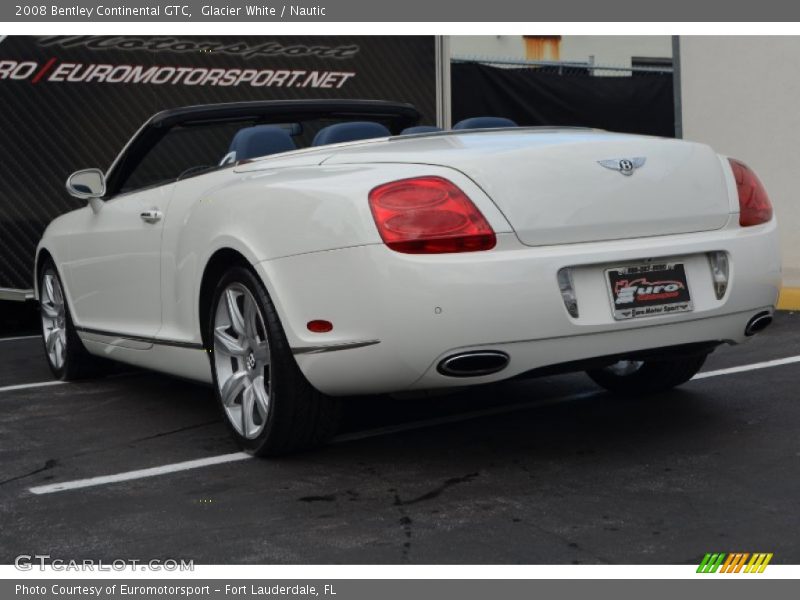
[292,339,380,355]
[74,326,204,350]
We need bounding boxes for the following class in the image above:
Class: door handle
[140,209,162,224]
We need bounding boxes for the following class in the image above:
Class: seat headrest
[401,125,443,135]
[225,125,296,163]
[452,117,518,130]
[312,121,391,146]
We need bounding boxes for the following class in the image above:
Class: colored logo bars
[697,552,774,573]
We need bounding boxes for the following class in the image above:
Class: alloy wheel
[212,283,272,439]
[40,269,67,370]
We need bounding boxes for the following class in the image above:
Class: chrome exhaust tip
[437,351,510,377]
[745,312,773,336]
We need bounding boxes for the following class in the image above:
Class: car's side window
[118,121,246,195]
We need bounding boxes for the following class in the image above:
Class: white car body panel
[320,130,736,245]
[153,161,512,349]
[36,127,781,395]
[256,221,779,395]
[41,184,174,340]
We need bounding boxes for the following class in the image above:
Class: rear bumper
[254,219,781,396]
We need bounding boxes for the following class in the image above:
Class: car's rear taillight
[368,176,496,254]
[728,158,773,227]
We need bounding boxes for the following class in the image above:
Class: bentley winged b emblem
[598,157,646,176]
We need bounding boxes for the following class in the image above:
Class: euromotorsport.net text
[0,59,354,88]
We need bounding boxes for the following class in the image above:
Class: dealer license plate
[606,262,693,320]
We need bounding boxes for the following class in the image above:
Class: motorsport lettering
[38,36,359,60]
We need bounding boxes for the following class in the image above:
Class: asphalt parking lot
[1,312,799,565]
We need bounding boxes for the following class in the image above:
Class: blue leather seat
[226,125,296,162]
[312,121,391,146]
[401,125,443,134]
[453,117,518,130]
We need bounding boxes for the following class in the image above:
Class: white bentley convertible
[36,100,781,454]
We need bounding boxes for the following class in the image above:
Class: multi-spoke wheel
[39,258,102,380]
[40,268,67,372]
[213,283,272,440]
[207,266,341,456]
[586,354,708,395]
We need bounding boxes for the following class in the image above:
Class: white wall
[449,35,525,59]
[560,36,671,67]
[680,36,800,286]
[449,35,671,67]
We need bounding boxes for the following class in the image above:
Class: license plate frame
[606,261,693,320]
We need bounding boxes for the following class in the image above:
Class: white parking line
[0,334,40,342]
[0,380,64,394]
[27,391,598,496]
[29,452,251,495]
[24,353,800,495]
[692,354,800,380]
[0,372,139,395]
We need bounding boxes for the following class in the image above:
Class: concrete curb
[778,287,800,311]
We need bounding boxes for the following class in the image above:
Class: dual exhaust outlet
[437,351,510,378]
[437,311,774,378]
[745,311,773,336]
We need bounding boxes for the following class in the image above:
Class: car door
[61,183,174,339]
[59,117,254,343]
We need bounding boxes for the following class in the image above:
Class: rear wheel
[586,354,707,395]
[39,259,103,380]
[208,266,340,456]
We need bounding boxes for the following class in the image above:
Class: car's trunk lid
[323,129,732,246]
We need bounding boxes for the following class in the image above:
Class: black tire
[39,258,105,381]
[586,354,708,395]
[207,265,341,456]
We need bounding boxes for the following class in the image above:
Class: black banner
[452,62,674,138]
[0,35,437,290]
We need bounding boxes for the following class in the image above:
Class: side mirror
[67,168,105,199]
[66,168,106,213]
